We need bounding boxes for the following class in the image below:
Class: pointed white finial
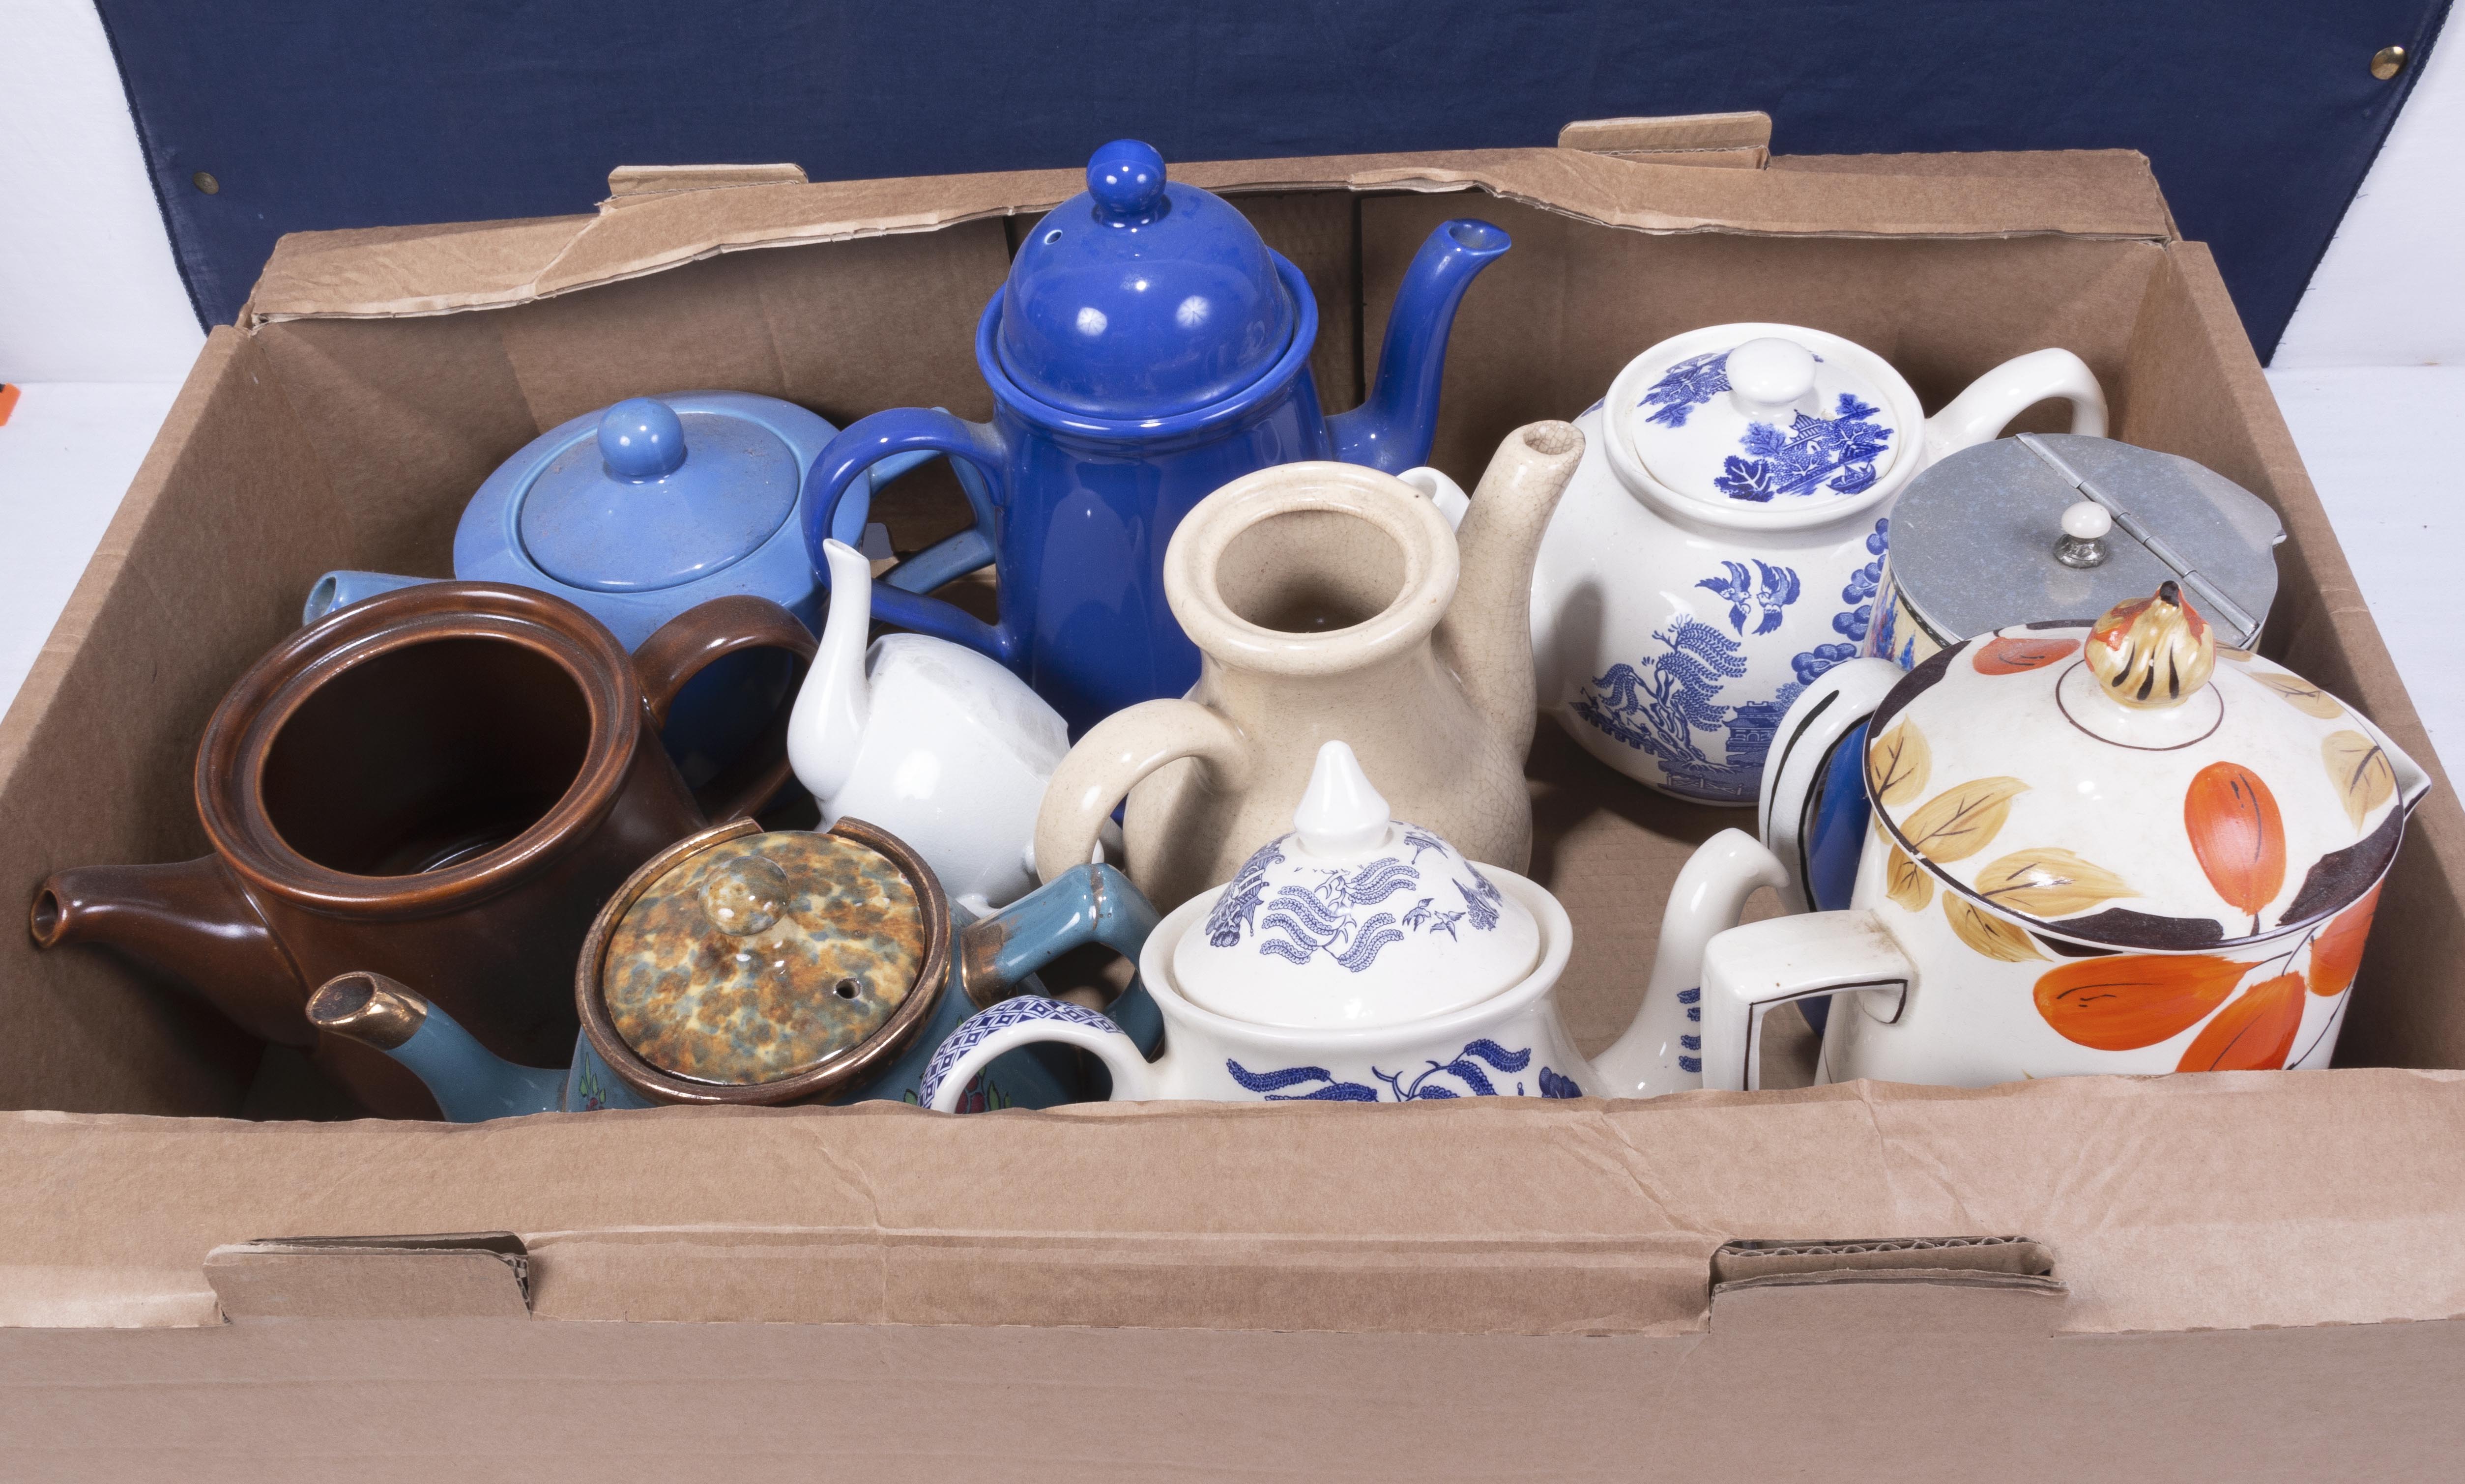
[1292,741,1392,856]
[786,539,876,803]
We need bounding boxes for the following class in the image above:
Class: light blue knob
[598,397,688,481]
[1087,140,1168,226]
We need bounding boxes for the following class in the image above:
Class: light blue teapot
[306,391,941,789]
[306,818,1162,1117]
[808,139,1512,734]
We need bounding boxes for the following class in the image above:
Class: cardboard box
[5,120,2463,1476]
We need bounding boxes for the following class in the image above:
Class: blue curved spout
[1329,219,1512,473]
[307,972,568,1121]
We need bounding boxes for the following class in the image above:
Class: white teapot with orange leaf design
[1685,581,2430,1090]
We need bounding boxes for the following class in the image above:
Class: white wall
[2273,32,2463,369]
[0,0,202,381]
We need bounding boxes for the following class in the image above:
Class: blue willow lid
[996,140,1298,419]
[516,396,801,592]
[1626,333,1904,507]
[601,831,927,1084]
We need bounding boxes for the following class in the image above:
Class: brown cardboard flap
[1711,1269,2068,1338]
[1558,111,1772,169]
[605,162,809,199]
[243,146,2176,323]
[1712,1235,2056,1284]
[205,1233,530,1321]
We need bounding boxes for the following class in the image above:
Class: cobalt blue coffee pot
[807,139,1512,733]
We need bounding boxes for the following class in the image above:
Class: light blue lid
[518,397,800,593]
[995,140,1297,419]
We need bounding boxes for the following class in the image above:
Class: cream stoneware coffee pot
[1682,583,2431,1092]
[1529,325,2107,805]
[923,742,1787,1108]
[788,539,1073,912]
[1034,421,1586,914]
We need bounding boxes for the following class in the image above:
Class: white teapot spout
[787,539,876,802]
[1590,829,1787,1098]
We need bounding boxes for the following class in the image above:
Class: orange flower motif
[2177,972,2307,1072]
[1972,635,2081,676]
[2305,885,2380,999]
[2183,763,2285,934]
[2034,954,2245,1051]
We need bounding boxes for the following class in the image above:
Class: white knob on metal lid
[1725,337,1818,412]
[1292,741,1392,857]
[2061,500,2113,540]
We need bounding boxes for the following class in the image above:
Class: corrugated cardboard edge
[204,1233,530,1322]
[238,145,2173,324]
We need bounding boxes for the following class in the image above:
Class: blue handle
[807,406,1018,666]
[956,864,1165,1058]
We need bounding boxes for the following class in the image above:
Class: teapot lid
[515,395,802,593]
[996,140,1297,419]
[1623,329,1906,508]
[1864,584,2425,955]
[1887,434,2285,654]
[1172,742,1542,1029]
[599,829,928,1084]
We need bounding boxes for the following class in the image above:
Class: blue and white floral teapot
[1526,323,2107,805]
[918,741,1787,1108]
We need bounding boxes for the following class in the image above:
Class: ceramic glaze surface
[1695,591,2431,1092]
[1034,425,1585,914]
[806,143,1512,735]
[520,399,802,593]
[997,139,1297,419]
[604,831,925,1083]
[1533,325,2107,805]
[1173,742,1541,1029]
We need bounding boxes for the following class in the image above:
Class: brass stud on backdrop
[2371,46,2408,81]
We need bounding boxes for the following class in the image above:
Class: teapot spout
[307,972,567,1121]
[31,856,310,1047]
[1327,219,1511,472]
[1590,830,1789,1098]
[1434,421,1586,763]
[787,539,877,802]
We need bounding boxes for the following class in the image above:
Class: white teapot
[1527,324,2107,804]
[1688,583,2431,1091]
[787,540,1073,911]
[918,740,1786,1108]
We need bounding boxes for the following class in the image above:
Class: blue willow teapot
[807,139,1512,733]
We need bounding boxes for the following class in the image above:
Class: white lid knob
[1725,337,1818,412]
[1291,740,1392,857]
[2061,500,2113,540]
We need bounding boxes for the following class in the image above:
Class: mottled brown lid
[602,830,926,1084]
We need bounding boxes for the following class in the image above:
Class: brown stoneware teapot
[29,582,813,1115]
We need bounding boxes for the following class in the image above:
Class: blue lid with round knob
[517,396,802,592]
[995,140,1298,419]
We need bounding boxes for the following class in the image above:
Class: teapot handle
[1697,910,1915,1091]
[1922,347,2108,458]
[632,594,820,823]
[1758,658,1903,915]
[955,863,1166,1059]
[806,406,1020,667]
[1033,699,1256,885]
[918,995,1159,1113]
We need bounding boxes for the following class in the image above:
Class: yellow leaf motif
[2252,670,2346,720]
[1866,720,1932,808]
[1885,845,1934,912]
[1899,777,2029,864]
[2322,731,2396,831]
[1973,848,2135,917]
[1945,895,2045,963]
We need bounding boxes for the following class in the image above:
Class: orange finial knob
[2086,580,2214,709]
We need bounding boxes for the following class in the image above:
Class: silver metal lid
[1888,434,2284,649]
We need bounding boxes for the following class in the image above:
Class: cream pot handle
[1697,910,1916,1092]
[918,996,1159,1112]
[1923,347,2108,457]
[1034,699,1254,882]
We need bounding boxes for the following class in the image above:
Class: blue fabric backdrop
[94,0,2449,359]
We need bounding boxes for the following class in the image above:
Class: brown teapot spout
[1437,420,1586,763]
[30,857,310,1046]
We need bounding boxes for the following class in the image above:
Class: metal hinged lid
[1887,434,2284,650]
